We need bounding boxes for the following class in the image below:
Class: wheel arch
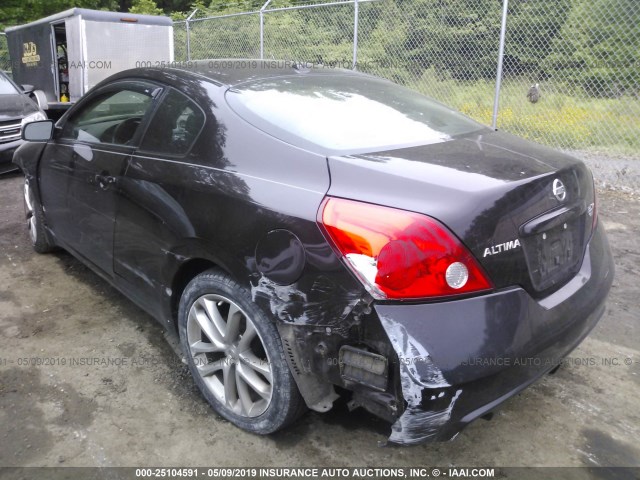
[13,141,48,188]
[169,257,228,331]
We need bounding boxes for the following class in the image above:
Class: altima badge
[483,239,521,257]
[552,178,566,201]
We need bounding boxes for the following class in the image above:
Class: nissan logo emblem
[552,179,566,201]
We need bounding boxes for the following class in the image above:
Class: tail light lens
[319,197,493,300]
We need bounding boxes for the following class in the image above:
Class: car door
[44,80,162,275]
[113,87,206,305]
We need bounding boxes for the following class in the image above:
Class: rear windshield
[225,74,485,153]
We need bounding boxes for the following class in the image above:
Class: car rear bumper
[0,139,22,173]
[374,221,614,445]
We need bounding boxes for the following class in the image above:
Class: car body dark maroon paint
[13,61,614,445]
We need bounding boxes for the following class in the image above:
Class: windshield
[226,74,485,153]
[0,74,19,95]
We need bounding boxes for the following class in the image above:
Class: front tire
[178,269,305,434]
[23,179,55,254]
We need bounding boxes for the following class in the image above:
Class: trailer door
[64,15,83,102]
[6,23,56,104]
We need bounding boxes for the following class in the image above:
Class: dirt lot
[0,171,639,469]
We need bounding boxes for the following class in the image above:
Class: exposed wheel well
[170,258,220,329]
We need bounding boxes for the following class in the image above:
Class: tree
[129,0,164,15]
[1,0,118,31]
[543,0,640,97]
[503,0,572,78]
[388,0,504,81]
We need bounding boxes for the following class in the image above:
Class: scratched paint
[379,315,459,444]
[379,315,449,391]
[251,275,310,323]
[389,390,462,445]
[250,274,361,327]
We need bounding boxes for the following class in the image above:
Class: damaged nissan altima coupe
[14,62,613,445]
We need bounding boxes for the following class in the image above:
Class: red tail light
[319,197,493,300]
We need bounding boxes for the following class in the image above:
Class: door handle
[94,174,116,190]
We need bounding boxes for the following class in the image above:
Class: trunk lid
[326,131,596,297]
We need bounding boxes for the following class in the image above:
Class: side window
[139,89,205,156]
[61,84,157,146]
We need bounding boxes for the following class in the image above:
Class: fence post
[259,11,264,59]
[352,0,359,69]
[260,0,274,59]
[492,0,509,130]
[185,9,198,61]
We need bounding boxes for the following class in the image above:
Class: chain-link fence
[175,0,639,157]
[0,33,11,74]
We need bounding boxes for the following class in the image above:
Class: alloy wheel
[186,294,273,417]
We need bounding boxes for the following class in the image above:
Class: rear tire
[178,269,306,434]
[23,179,55,254]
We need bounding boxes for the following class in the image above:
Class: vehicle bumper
[0,139,23,174]
[374,222,614,445]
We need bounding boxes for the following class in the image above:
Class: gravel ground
[0,163,639,470]
[567,150,640,196]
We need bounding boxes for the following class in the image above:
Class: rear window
[225,75,485,153]
[139,89,205,157]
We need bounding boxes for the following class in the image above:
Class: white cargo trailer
[5,8,173,116]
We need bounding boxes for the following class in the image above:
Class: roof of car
[111,59,367,89]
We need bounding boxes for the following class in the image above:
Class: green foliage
[170,10,189,21]
[394,0,504,81]
[129,0,164,15]
[157,0,192,14]
[373,0,569,82]
[1,0,637,153]
[504,0,572,76]
[0,0,119,31]
[0,36,10,73]
[543,0,640,97]
[190,0,211,13]
[0,0,195,30]
[400,75,640,154]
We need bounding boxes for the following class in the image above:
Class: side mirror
[22,120,54,141]
[21,84,35,94]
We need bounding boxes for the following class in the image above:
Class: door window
[61,83,159,146]
[139,89,205,156]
